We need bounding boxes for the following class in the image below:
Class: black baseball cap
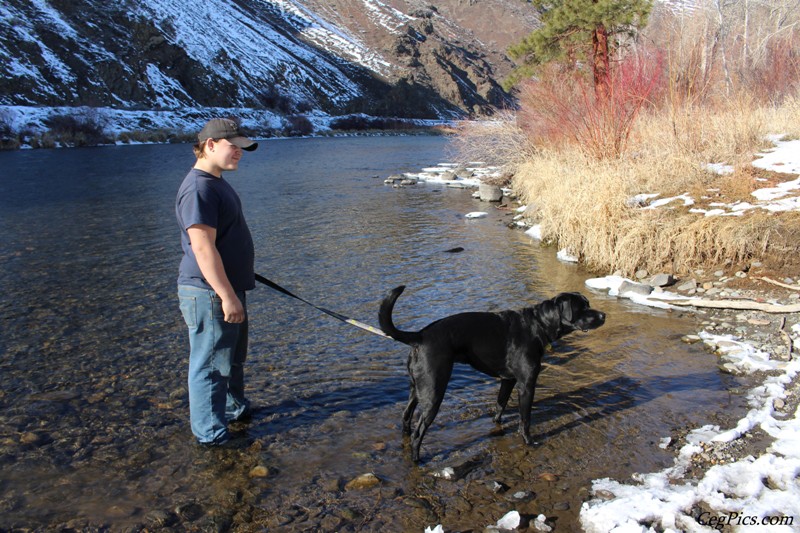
[198,118,258,151]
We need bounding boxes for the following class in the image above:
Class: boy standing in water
[176,118,258,446]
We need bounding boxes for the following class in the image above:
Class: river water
[0,136,750,531]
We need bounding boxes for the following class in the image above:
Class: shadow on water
[0,138,755,531]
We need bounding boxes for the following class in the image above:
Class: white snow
[428,510,524,533]
[0,0,408,111]
[631,136,800,217]
[525,224,543,240]
[557,249,579,263]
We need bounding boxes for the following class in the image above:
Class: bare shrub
[44,112,111,147]
[750,35,800,104]
[517,49,665,159]
[0,110,18,150]
[448,110,535,171]
[283,115,314,137]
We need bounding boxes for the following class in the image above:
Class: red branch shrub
[518,48,666,159]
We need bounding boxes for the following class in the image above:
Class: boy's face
[206,138,243,172]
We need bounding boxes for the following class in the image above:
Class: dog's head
[531,292,606,341]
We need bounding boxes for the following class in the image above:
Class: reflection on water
[0,137,749,530]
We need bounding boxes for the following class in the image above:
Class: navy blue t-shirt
[176,168,255,291]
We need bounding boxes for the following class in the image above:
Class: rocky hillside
[0,0,539,128]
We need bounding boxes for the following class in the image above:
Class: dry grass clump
[448,110,536,172]
[763,93,800,140]
[512,93,800,276]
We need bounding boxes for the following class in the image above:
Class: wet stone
[485,480,509,493]
[20,432,41,445]
[339,507,363,521]
[175,502,204,521]
[145,509,176,528]
[320,514,341,530]
[345,472,381,490]
[596,489,618,501]
[507,490,535,502]
[249,465,269,478]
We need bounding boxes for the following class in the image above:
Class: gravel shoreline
[574,259,800,531]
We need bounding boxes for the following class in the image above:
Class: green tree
[507,0,652,98]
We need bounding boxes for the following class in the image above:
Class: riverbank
[574,136,800,533]
[579,273,800,531]
[0,104,453,150]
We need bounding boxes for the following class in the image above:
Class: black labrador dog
[379,286,606,462]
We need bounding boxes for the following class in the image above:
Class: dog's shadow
[420,354,726,460]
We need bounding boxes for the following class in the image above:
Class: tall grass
[510,91,800,276]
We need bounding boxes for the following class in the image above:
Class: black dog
[379,286,606,462]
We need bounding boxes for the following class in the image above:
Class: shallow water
[0,137,750,531]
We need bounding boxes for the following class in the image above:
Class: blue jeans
[178,285,251,444]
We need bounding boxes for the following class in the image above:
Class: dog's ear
[556,292,589,324]
[556,294,574,323]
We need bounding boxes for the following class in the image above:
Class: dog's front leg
[517,369,541,445]
[493,378,516,424]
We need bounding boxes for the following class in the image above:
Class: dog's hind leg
[493,378,516,424]
[410,397,444,463]
[403,348,421,435]
[409,357,452,462]
[402,386,418,435]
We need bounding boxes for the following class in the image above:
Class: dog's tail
[379,285,422,345]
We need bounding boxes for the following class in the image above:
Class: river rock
[175,502,204,521]
[345,472,381,490]
[485,480,510,493]
[538,472,559,482]
[618,280,653,297]
[507,490,535,502]
[533,514,553,532]
[249,465,269,478]
[649,274,675,287]
[145,509,176,528]
[478,183,503,202]
[594,489,615,501]
[20,432,41,445]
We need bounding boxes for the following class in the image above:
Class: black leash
[255,273,392,340]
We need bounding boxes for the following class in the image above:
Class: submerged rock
[345,472,381,490]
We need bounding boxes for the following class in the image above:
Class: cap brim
[228,136,258,151]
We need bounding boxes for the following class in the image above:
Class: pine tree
[507,0,652,98]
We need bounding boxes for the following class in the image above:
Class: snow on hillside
[131,0,364,107]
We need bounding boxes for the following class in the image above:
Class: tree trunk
[592,23,611,100]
